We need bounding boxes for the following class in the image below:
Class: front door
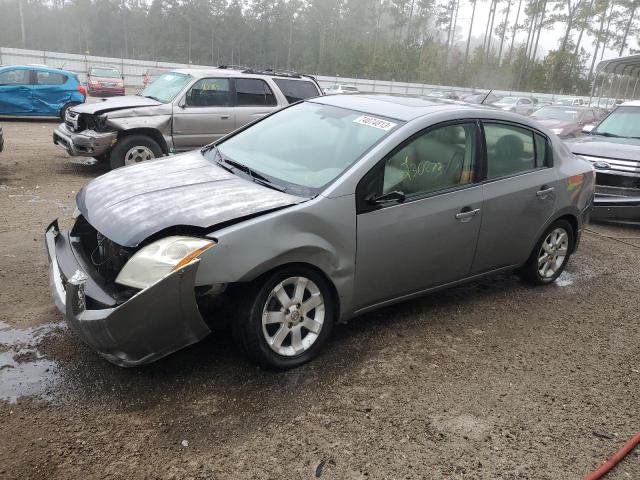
[0,68,33,115]
[172,77,235,150]
[354,122,484,309]
[472,122,560,273]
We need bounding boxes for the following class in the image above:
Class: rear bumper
[45,220,211,367]
[53,123,117,158]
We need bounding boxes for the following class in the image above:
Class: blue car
[0,65,86,119]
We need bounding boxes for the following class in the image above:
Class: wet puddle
[0,320,65,403]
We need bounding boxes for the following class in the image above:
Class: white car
[492,96,536,116]
[323,84,359,95]
[555,97,586,107]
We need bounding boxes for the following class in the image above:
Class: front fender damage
[46,221,210,367]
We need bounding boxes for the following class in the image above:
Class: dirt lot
[0,117,638,480]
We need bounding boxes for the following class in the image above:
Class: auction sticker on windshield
[353,115,397,131]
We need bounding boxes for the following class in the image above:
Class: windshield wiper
[207,148,287,192]
[222,159,287,192]
[595,131,622,138]
[137,93,163,102]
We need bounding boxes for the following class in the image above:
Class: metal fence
[0,46,594,103]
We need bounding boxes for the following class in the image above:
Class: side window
[184,78,230,107]
[272,78,321,103]
[235,78,276,106]
[534,133,549,168]
[36,71,67,85]
[382,123,477,197]
[484,123,537,179]
[0,69,30,85]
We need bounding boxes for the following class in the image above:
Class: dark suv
[566,101,640,224]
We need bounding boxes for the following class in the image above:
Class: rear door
[0,68,33,115]
[31,70,70,116]
[471,122,559,274]
[234,78,279,129]
[172,77,235,150]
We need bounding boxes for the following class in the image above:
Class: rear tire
[519,219,573,285]
[232,266,335,370]
[109,134,163,170]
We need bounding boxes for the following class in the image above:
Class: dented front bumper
[53,123,117,158]
[45,220,211,367]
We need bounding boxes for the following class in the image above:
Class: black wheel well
[556,214,578,252]
[119,128,169,155]
[253,262,341,321]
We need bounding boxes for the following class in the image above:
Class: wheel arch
[117,128,169,155]
[243,260,342,323]
[526,208,580,261]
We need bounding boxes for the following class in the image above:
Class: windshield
[499,97,517,104]
[532,107,579,121]
[593,106,640,138]
[90,68,120,78]
[215,102,399,195]
[139,72,192,103]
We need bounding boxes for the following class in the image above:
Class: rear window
[236,78,277,106]
[36,71,67,85]
[272,78,320,104]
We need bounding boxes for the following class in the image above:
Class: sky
[453,0,636,67]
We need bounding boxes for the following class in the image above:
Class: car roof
[538,105,591,110]
[310,94,499,121]
[169,67,315,82]
[0,64,77,76]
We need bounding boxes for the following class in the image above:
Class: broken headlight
[115,236,216,289]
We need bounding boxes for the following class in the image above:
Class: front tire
[59,102,79,120]
[520,219,573,285]
[109,134,163,170]
[233,267,335,370]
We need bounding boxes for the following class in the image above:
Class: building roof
[596,54,640,78]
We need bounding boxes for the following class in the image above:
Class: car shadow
[40,271,524,412]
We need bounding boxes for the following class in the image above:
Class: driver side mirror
[582,124,595,134]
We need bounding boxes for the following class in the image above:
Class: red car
[86,66,125,96]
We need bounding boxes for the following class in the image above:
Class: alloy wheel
[261,276,325,357]
[124,146,155,165]
[537,227,569,279]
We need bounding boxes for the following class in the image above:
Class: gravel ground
[0,117,638,480]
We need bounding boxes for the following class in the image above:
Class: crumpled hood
[565,135,640,161]
[70,95,161,116]
[76,151,304,247]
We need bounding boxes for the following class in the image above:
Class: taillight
[77,85,86,96]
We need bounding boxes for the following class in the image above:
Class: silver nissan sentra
[45,94,595,369]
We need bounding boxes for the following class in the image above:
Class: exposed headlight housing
[115,236,216,289]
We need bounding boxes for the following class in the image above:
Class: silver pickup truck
[53,67,323,169]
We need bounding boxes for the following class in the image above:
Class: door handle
[220,115,230,119]
[455,207,480,221]
[536,186,555,198]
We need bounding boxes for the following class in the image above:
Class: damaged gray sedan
[46,95,595,369]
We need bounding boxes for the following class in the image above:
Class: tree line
[0,0,638,95]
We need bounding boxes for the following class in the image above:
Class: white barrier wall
[1,46,588,102]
